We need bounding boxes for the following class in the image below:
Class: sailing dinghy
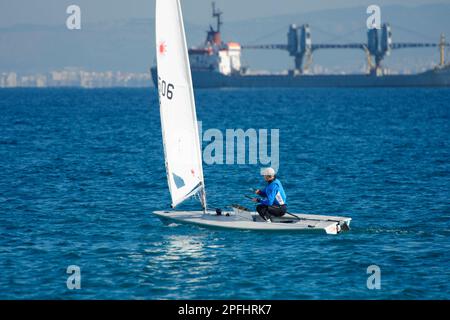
[152,0,351,235]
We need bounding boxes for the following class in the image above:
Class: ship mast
[212,2,223,33]
[206,2,223,46]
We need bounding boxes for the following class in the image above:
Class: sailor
[252,167,287,222]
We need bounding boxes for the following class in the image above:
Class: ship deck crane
[243,24,450,75]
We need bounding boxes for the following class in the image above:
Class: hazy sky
[1,0,448,73]
[1,0,448,27]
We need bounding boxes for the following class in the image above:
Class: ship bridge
[243,24,450,75]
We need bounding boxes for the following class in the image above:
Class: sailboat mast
[175,0,208,212]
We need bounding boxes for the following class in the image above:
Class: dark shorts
[256,204,287,220]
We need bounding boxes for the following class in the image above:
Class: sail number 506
[158,77,174,100]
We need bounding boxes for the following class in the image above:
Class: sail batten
[155,0,206,209]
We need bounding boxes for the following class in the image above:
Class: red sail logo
[158,42,167,55]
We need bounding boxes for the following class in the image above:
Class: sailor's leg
[267,205,287,217]
[256,204,270,221]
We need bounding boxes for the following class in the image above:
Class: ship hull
[151,66,450,88]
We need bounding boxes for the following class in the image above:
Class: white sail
[155,0,206,209]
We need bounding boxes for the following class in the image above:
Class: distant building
[50,68,81,87]
[0,69,152,88]
[36,74,47,87]
[20,74,48,87]
[0,72,17,87]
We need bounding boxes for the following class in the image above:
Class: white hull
[153,210,351,235]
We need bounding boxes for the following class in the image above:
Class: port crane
[243,24,449,75]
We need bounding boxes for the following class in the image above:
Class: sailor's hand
[251,198,259,203]
[255,189,260,195]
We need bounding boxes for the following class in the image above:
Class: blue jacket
[257,178,287,206]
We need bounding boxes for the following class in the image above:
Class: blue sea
[0,87,449,299]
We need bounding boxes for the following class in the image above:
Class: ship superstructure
[187,3,242,75]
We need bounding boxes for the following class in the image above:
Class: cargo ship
[151,3,450,88]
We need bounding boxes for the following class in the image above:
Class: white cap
[260,167,276,176]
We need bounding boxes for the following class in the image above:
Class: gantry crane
[243,24,449,75]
